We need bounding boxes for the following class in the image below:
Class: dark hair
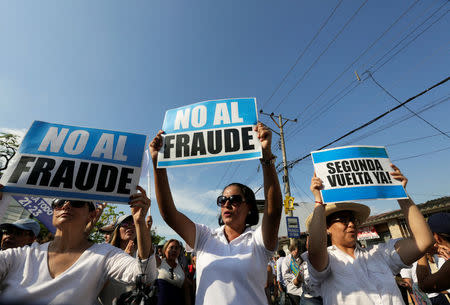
[217,183,259,227]
[289,239,306,254]
[277,249,286,257]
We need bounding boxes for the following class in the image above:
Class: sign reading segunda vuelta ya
[311,145,408,203]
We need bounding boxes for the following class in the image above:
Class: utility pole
[260,110,297,244]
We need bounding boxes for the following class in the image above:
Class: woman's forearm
[135,219,151,259]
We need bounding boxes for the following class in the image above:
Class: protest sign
[12,195,56,233]
[311,145,407,203]
[286,216,301,238]
[157,98,262,168]
[0,121,147,204]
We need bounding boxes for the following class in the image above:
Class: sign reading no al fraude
[157,98,262,168]
[0,121,147,204]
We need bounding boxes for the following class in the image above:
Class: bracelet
[315,200,326,206]
[260,154,276,166]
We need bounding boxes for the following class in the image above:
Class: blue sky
[1,0,449,241]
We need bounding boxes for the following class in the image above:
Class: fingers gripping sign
[129,185,151,223]
[390,164,408,189]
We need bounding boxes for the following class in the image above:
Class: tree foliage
[0,132,20,173]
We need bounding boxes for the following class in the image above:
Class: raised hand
[149,130,164,162]
[390,164,408,188]
[129,185,151,224]
[310,173,324,201]
[254,122,272,157]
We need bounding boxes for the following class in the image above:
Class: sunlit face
[165,241,180,261]
[220,185,250,227]
[327,211,359,248]
[119,219,136,241]
[52,201,95,230]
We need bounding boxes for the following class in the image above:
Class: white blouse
[157,258,185,288]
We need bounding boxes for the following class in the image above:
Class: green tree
[89,204,125,243]
[0,132,20,175]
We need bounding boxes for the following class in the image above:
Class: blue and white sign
[0,121,147,204]
[311,145,408,203]
[286,216,301,238]
[12,195,56,234]
[157,98,262,168]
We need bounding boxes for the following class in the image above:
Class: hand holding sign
[129,185,150,224]
[149,130,164,163]
[254,122,272,158]
[310,173,324,204]
[390,164,408,188]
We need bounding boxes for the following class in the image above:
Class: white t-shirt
[193,223,274,305]
[306,239,409,305]
[400,255,447,298]
[281,254,303,296]
[276,256,285,286]
[0,241,157,305]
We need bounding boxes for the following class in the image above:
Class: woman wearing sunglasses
[305,165,434,305]
[0,184,157,305]
[149,122,282,305]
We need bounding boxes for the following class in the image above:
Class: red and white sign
[357,226,380,240]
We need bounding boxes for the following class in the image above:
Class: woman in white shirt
[149,122,282,305]
[156,239,186,305]
[306,165,434,305]
[0,185,156,305]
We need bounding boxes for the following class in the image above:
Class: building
[359,197,450,247]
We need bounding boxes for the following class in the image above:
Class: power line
[368,73,450,140]
[270,0,369,112]
[386,131,450,147]
[392,146,450,162]
[371,6,449,73]
[292,0,420,120]
[341,95,450,145]
[286,2,447,140]
[362,0,443,71]
[261,0,344,109]
[286,76,450,169]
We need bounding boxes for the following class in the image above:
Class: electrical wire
[270,0,369,112]
[292,0,420,120]
[261,0,344,109]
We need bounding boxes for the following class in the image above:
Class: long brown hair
[109,224,137,250]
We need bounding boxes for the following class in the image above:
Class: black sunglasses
[328,215,360,226]
[51,200,87,210]
[169,268,174,280]
[217,195,245,207]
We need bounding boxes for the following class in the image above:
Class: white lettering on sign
[213,103,231,125]
[191,105,207,128]
[174,109,191,130]
[38,127,69,152]
[63,130,89,155]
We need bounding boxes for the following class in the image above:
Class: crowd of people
[0,122,448,305]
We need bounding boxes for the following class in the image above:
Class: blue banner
[12,195,56,234]
[0,121,147,204]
